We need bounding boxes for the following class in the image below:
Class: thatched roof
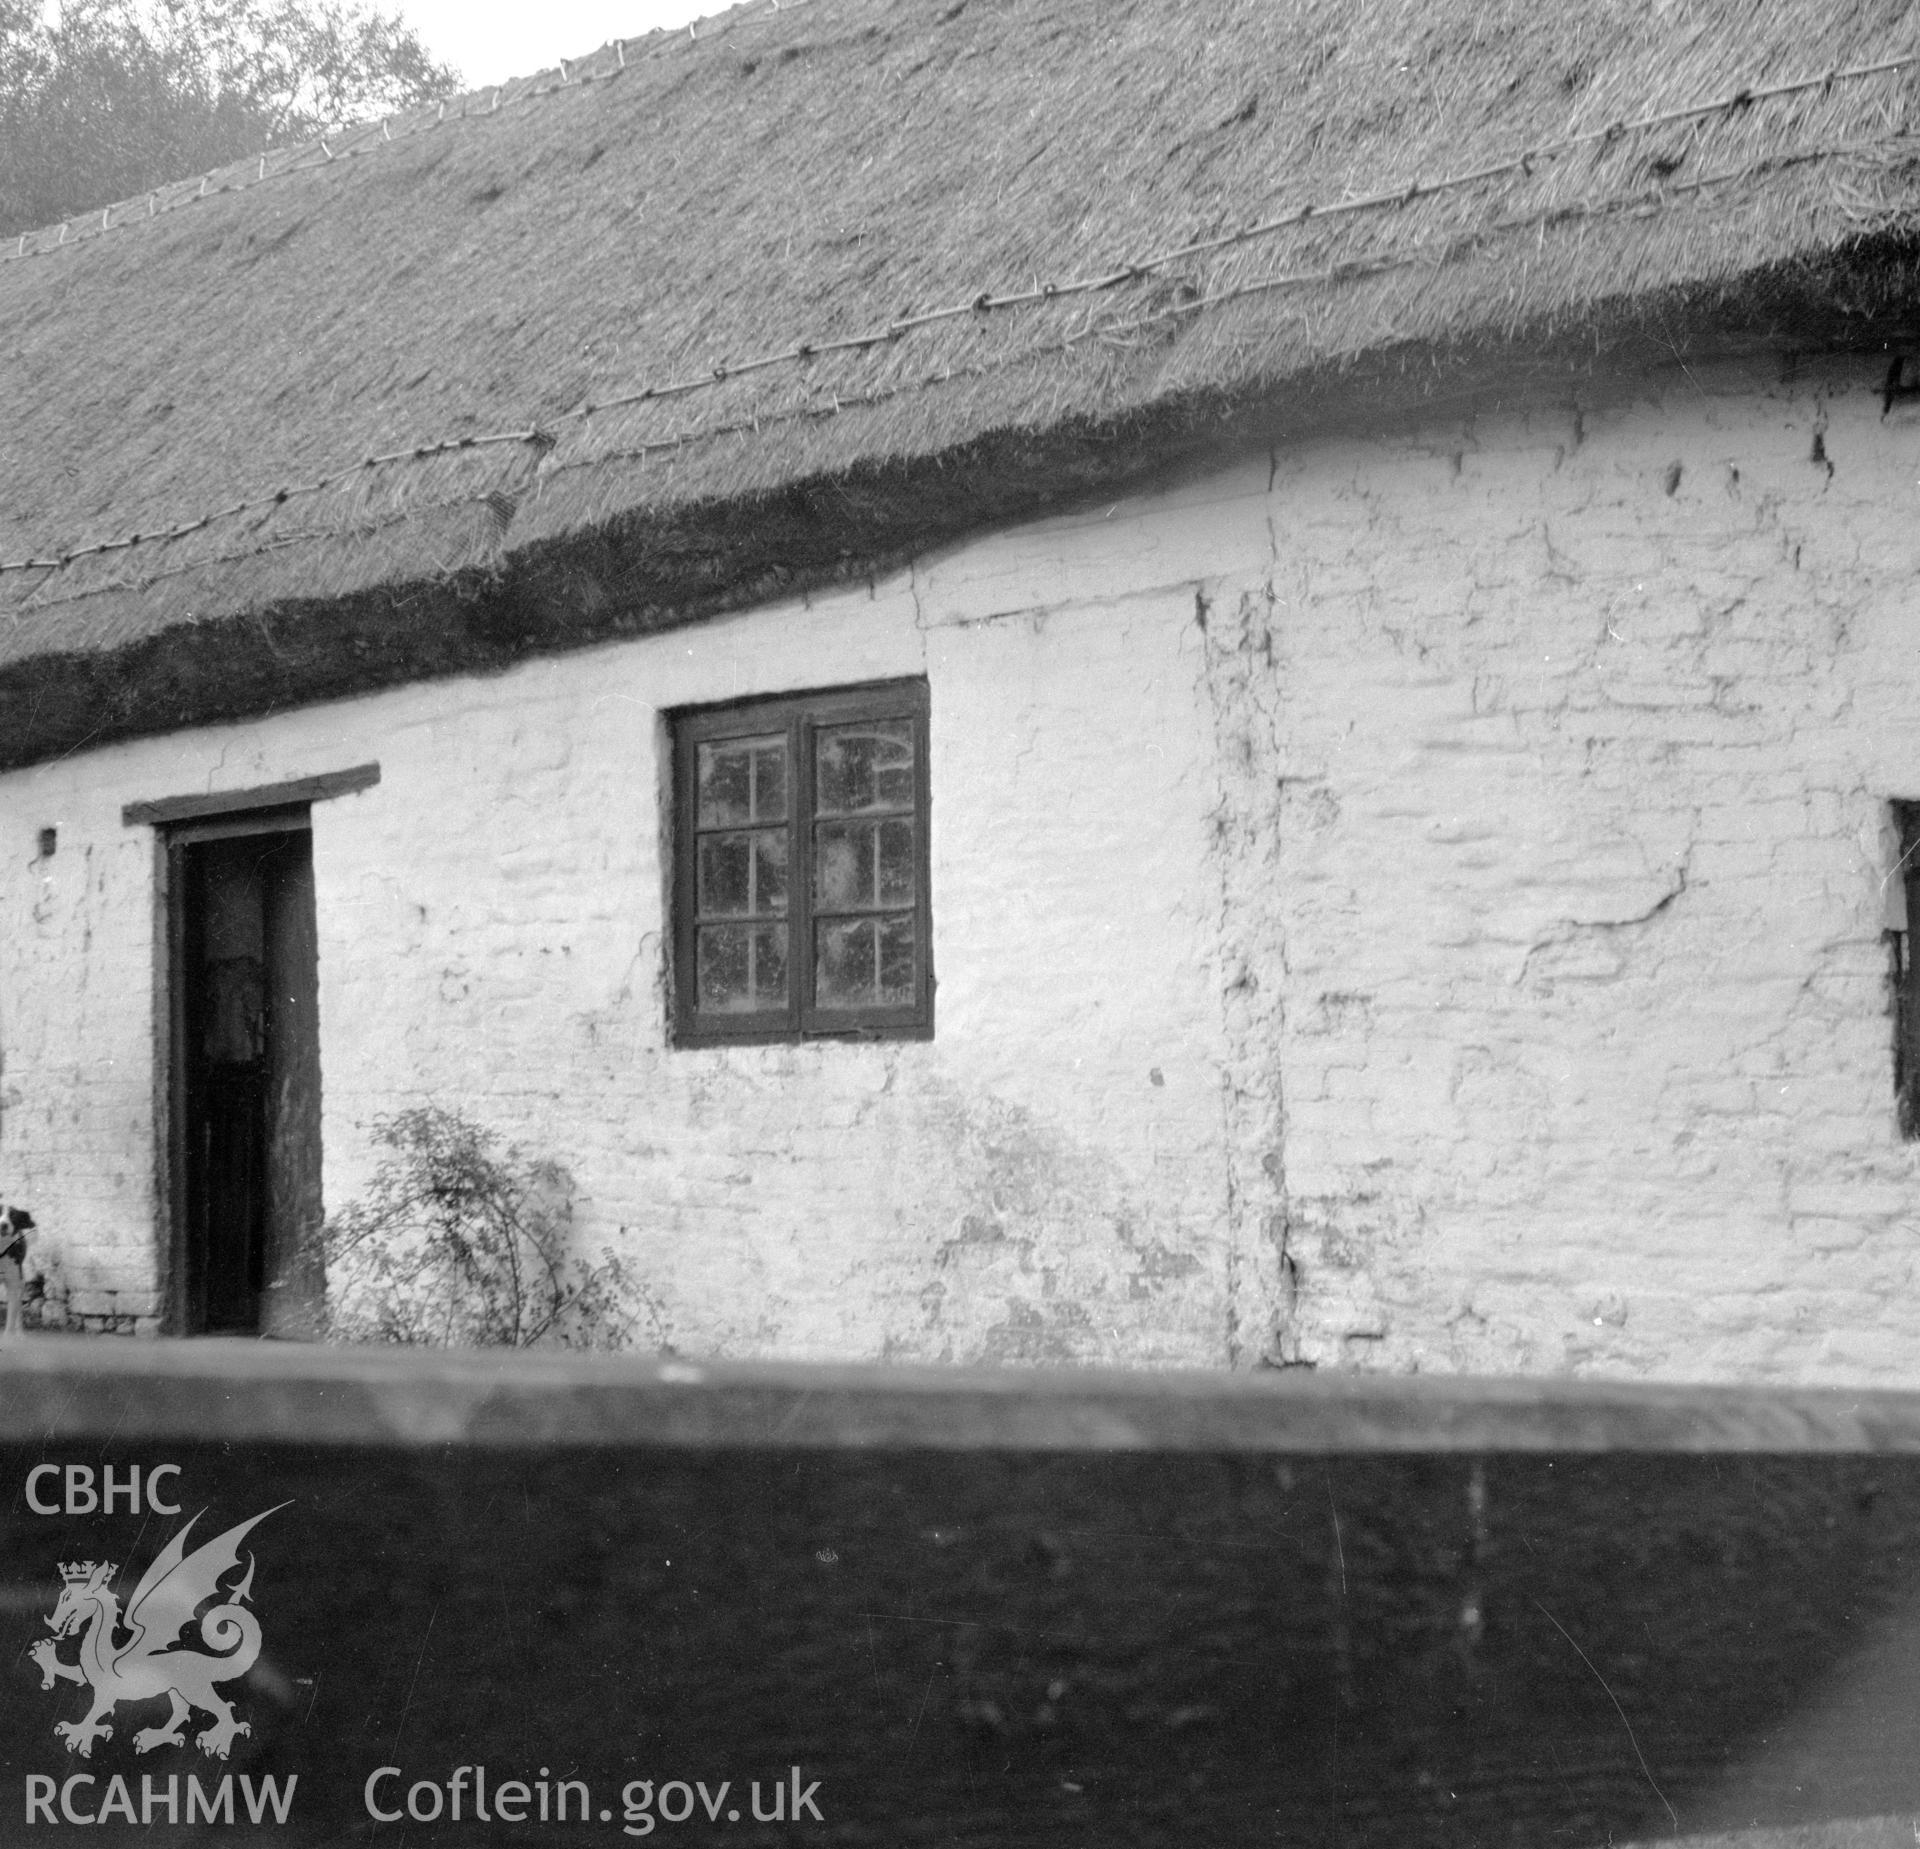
[4,0,1919,769]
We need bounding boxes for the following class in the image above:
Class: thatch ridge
[4,0,1920,768]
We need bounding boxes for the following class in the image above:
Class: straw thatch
[3,0,1919,768]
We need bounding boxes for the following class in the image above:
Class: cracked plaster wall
[4,347,1918,1375]
[1232,349,1920,1380]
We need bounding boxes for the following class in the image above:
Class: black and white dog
[0,1206,32,1341]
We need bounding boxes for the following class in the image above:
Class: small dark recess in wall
[1887,801,1920,1139]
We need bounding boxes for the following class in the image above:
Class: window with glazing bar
[671,679,933,1045]
[1891,799,1920,1138]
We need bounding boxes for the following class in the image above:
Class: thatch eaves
[3,0,1919,769]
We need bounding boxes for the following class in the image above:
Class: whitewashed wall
[0,540,1238,1357]
[1229,351,1920,1381]
[4,348,1919,1376]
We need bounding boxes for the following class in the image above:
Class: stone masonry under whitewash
[7,0,1920,1373]
[8,349,1920,1377]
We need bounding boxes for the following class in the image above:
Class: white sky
[392,0,713,89]
[36,0,715,95]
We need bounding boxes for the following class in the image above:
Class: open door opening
[167,812,323,1336]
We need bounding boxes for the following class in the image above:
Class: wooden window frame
[671,679,933,1047]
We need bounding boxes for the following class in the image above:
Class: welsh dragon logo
[29,1504,286,1760]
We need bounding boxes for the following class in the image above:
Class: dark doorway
[168,814,323,1336]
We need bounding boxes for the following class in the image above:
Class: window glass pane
[815,720,914,817]
[698,830,788,917]
[813,822,875,910]
[755,831,789,913]
[816,916,915,1009]
[699,736,786,827]
[752,744,787,822]
[879,914,915,995]
[813,818,916,909]
[698,922,788,1012]
[877,817,916,906]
